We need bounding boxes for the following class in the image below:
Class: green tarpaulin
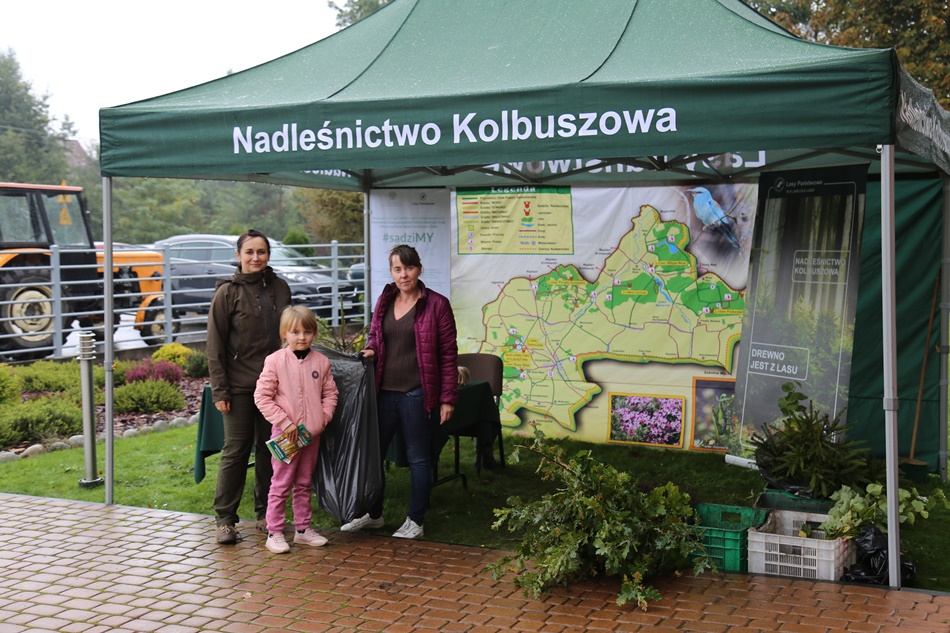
[851,177,945,470]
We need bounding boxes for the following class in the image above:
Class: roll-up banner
[734,166,868,448]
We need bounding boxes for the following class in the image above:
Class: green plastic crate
[695,504,769,573]
[755,489,833,514]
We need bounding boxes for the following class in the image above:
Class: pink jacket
[254,347,339,436]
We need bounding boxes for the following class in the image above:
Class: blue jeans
[372,388,433,525]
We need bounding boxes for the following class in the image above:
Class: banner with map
[450,184,758,449]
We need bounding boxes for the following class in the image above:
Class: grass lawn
[1,424,948,593]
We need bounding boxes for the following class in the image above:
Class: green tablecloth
[194,385,223,483]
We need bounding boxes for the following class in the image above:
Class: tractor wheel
[142,300,181,343]
[0,274,63,356]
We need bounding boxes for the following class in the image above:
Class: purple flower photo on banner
[608,394,684,447]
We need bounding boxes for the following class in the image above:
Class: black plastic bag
[312,345,382,524]
[841,525,917,585]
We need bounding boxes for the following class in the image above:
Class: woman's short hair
[279,305,319,341]
[389,243,422,268]
[236,229,270,254]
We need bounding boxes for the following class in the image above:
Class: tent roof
[99,0,950,190]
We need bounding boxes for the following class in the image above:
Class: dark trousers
[372,388,433,525]
[213,393,273,526]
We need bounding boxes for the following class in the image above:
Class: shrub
[152,343,195,368]
[282,227,314,257]
[126,358,184,384]
[112,360,130,386]
[92,364,125,389]
[63,383,105,408]
[183,351,209,378]
[114,380,185,413]
[0,396,83,446]
[318,319,367,354]
[0,416,14,448]
[488,427,708,609]
[12,360,81,392]
[750,382,869,499]
[92,365,106,389]
[0,364,21,405]
[820,483,950,539]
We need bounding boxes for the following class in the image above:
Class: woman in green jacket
[207,229,291,545]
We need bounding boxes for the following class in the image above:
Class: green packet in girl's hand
[265,425,312,464]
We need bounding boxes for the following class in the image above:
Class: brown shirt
[380,302,421,392]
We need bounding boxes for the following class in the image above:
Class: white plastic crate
[747,510,854,581]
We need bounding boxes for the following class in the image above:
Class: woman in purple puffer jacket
[340,244,458,540]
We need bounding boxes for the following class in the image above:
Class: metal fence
[0,241,365,363]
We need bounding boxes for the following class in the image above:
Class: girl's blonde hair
[279,305,319,346]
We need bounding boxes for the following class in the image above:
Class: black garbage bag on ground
[842,525,917,585]
[312,345,382,524]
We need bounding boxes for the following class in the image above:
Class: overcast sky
[2,1,341,149]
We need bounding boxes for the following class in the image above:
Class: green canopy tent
[99,0,950,587]
[100,0,949,186]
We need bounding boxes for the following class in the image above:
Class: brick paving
[1,492,949,632]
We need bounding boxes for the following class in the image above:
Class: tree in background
[112,178,203,243]
[293,188,364,245]
[745,0,817,38]
[282,226,316,257]
[328,0,390,27]
[66,142,104,234]
[61,137,306,243]
[0,50,70,183]
[195,180,301,240]
[811,0,948,108]
[99,179,302,244]
[748,0,949,108]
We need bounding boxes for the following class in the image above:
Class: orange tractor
[0,182,176,359]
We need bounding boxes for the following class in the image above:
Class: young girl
[254,305,339,553]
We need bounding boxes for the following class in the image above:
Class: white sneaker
[294,527,328,547]
[265,533,290,554]
[392,517,424,540]
[340,513,385,532]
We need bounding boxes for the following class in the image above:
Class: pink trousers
[265,435,320,534]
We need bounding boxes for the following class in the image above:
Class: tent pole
[880,145,901,588]
[102,177,115,505]
[941,175,950,481]
[363,173,372,323]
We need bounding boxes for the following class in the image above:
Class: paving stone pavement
[1,492,949,632]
